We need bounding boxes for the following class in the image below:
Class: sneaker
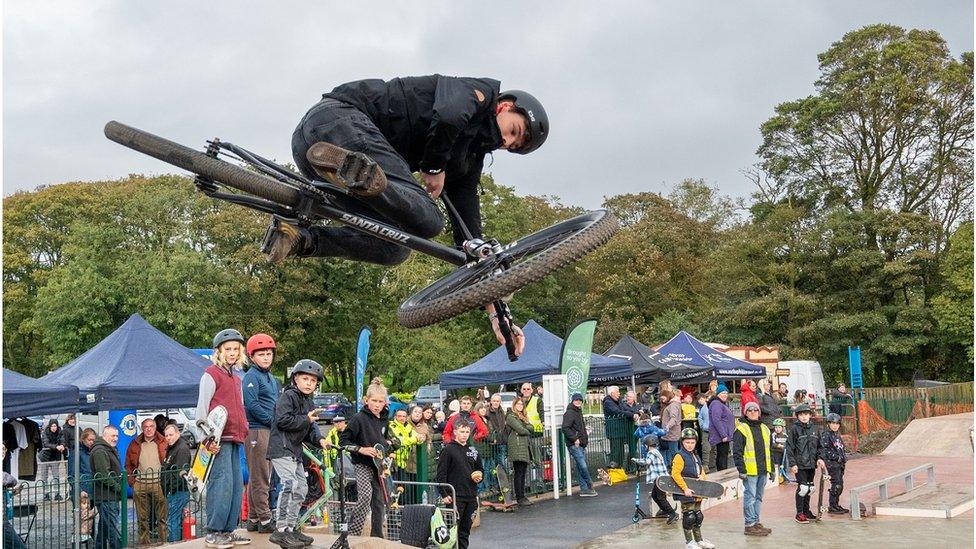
[204,533,234,549]
[698,540,715,549]
[292,528,314,545]
[667,512,680,525]
[836,506,850,514]
[228,531,251,545]
[245,520,258,532]
[744,524,767,536]
[580,488,598,497]
[257,520,276,534]
[262,217,309,263]
[306,142,387,197]
[269,530,302,549]
[755,523,772,534]
[795,512,810,524]
[828,506,846,515]
[684,541,701,549]
[516,497,532,506]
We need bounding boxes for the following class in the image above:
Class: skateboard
[184,405,227,496]
[370,443,403,509]
[816,466,831,521]
[654,476,724,499]
[482,465,517,512]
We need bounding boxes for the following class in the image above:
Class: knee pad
[682,511,697,530]
[695,510,704,527]
[798,483,812,497]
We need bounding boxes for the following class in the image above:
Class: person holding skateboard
[267,359,330,548]
[732,401,773,537]
[340,378,392,538]
[670,428,715,549]
[195,329,252,549]
[785,404,825,524]
[435,419,484,549]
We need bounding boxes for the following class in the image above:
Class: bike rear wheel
[104,121,302,207]
[397,209,618,328]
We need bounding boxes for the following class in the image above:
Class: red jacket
[124,434,168,486]
[442,411,489,444]
[740,384,759,414]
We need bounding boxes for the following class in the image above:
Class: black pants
[827,463,845,508]
[795,468,815,515]
[512,461,528,499]
[291,99,447,266]
[713,441,730,471]
[650,484,674,514]
[456,498,478,549]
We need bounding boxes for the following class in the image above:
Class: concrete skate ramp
[883,412,974,458]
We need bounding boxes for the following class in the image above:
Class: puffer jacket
[786,419,821,469]
[39,419,65,462]
[506,411,538,465]
[707,397,735,446]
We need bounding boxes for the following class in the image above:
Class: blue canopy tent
[439,320,632,389]
[41,313,210,412]
[604,335,712,384]
[654,330,766,383]
[3,369,81,418]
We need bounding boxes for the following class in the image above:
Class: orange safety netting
[911,399,974,419]
[857,399,892,434]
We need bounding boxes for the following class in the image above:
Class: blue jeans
[166,491,191,542]
[660,440,677,469]
[568,445,592,491]
[95,501,121,549]
[206,442,244,533]
[742,474,766,526]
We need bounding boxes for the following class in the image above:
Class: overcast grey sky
[3,1,972,209]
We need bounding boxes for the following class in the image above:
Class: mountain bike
[104,121,618,360]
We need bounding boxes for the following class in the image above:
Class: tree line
[3,24,972,390]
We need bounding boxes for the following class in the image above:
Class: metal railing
[848,462,936,520]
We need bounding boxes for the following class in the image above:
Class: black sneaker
[262,217,308,263]
[257,520,276,534]
[292,529,314,545]
[268,530,302,549]
[306,142,387,198]
[245,520,258,532]
[667,512,680,525]
[516,497,532,507]
[828,506,846,515]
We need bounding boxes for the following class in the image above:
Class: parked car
[496,391,517,411]
[411,384,447,410]
[314,393,354,423]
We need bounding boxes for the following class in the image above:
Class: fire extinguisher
[182,508,197,540]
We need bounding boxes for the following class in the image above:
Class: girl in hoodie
[341,378,392,539]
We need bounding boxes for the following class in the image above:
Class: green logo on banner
[561,319,598,398]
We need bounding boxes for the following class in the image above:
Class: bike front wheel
[397,209,618,328]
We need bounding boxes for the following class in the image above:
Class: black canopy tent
[603,335,713,384]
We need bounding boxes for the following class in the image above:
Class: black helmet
[291,359,324,382]
[498,89,549,154]
[826,413,842,424]
[794,403,812,415]
[642,434,659,448]
[212,328,245,349]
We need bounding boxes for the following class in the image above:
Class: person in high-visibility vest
[324,416,347,466]
[732,402,773,537]
[520,383,544,433]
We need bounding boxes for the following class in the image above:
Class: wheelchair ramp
[882,413,973,458]
[873,483,974,519]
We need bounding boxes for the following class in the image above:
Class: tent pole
[630,375,636,396]
[74,419,80,549]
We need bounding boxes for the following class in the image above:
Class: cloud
[3,0,972,208]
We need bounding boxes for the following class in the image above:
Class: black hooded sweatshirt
[340,406,391,472]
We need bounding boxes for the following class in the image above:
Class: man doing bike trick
[263,75,548,355]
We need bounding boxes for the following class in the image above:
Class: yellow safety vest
[735,422,772,476]
[326,427,342,464]
[388,420,419,469]
[526,396,543,433]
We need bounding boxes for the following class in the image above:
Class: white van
[777,360,827,407]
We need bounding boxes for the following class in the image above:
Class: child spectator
[785,404,825,523]
[341,378,393,539]
[432,410,447,434]
[267,360,330,548]
[770,418,787,483]
[79,491,95,538]
[435,419,483,549]
[819,413,848,514]
[696,394,711,469]
[671,429,714,549]
[633,434,678,523]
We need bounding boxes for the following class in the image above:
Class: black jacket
[89,438,123,503]
[757,392,781,427]
[39,419,65,462]
[325,75,503,244]
[561,404,588,448]
[162,436,192,495]
[732,418,769,477]
[785,420,821,470]
[486,406,508,444]
[341,406,391,471]
[435,441,483,501]
[818,430,847,465]
[268,385,323,461]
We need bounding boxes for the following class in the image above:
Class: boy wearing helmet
[633,433,678,523]
[671,428,714,549]
[242,334,281,533]
[785,404,825,524]
[770,418,788,484]
[819,413,848,514]
[196,329,252,549]
[267,359,330,548]
[264,75,550,356]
